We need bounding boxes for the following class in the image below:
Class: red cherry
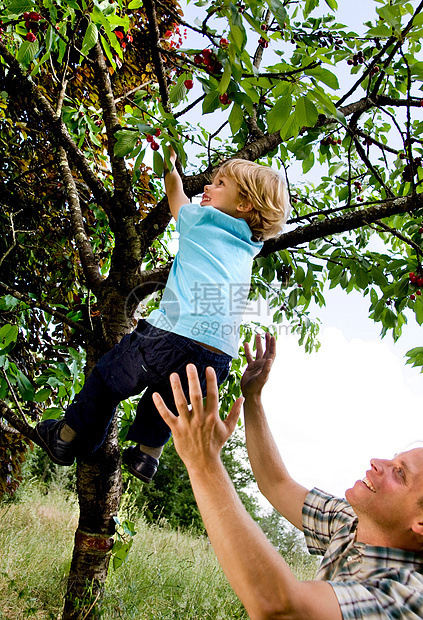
[146,134,154,143]
[410,294,416,300]
[155,128,161,137]
[417,290,422,296]
[202,48,213,57]
[219,93,231,105]
[150,141,160,151]
[417,277,423,287]
[25,32,36,42]
[194,54,203,64]
[115,30,124,40]
[220,37,229,48]
[184,79,194,89]
[28,11,41,21]
[419,227,423,234]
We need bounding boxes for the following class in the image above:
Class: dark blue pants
[65,320,231,452]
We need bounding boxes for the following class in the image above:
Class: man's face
[345,447,423,548]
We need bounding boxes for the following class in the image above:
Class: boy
[36,149,290,482]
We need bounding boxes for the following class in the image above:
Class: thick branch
[142,0,171,113]
[57,147,103,293]
[91,42,134,204]
[261,194,422,256]
[0,399,38,443]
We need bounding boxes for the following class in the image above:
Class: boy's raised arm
[164,148,190,221]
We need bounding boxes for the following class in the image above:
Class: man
[153,333,423,619]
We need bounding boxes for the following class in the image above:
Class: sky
[259,288,423,501]
[175,0,423,501]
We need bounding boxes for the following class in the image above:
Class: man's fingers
[264,333,276,361]
[243,340,253,364]
[186,363,204,412]
[170,371,191,415]
[255,333,264,359]
[153,392,176,427]
[225,396,243,434]
[205,366,219,412]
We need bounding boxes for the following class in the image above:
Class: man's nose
[370,458,386,474]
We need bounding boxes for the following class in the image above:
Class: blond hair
[213,159,291,241]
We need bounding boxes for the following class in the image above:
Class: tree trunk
[62,421,122,620]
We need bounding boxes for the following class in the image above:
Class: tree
[1,0,423,616]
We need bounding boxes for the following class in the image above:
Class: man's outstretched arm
[242,333,309,530]
[153,364,341,620]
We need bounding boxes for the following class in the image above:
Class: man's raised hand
[153,364,243,470]
[241,332,276,399]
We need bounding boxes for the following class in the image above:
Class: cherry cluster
[409,269,423,300]
[347,50,365,66]
[22,10,45,42]
[193,48,223,75]
[320,135,342,147]
[145,128,161,151]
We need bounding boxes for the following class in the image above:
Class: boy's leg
[123,333,231,482]
[36,321,160,464]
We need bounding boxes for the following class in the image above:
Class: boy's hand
[153,365,243,469]
[241,332,276,398]
[168,145,177,167]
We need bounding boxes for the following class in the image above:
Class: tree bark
[62,423,122,620]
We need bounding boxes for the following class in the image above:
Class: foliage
[1,0,423,614]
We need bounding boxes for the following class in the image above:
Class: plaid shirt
[302,488,423,619]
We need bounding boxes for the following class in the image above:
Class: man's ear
[411,520,423,537]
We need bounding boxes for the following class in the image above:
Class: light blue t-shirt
[146,203,263,357]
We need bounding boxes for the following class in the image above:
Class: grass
[0,482,318,619]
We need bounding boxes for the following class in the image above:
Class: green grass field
[0,483,317,619]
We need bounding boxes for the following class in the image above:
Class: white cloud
[260,328,423,499]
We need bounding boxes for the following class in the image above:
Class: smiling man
[154,333,423,620]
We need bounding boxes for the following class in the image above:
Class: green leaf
[81,21,98,56]
[228,102,244,134]
[229,3,247,52]
[266,0,287,28]
[6,0,34,15]
[153,150,164,177]
[169,75,188,105]
[279,112,300,141]
[305,67,339,91]
[33,388,52,403]
[0,324,18,349]
[113,130,138,157]
[203,91,220,114]
[295,97,319,128]
[17,40,39,68]
[218,62,232,94]
[266,93,292,133]
[15,370,34,401]
[128,0,143,6]
[42,407,63,420]
[324,0,337,9]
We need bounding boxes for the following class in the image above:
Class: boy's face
[200,174,250,219]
